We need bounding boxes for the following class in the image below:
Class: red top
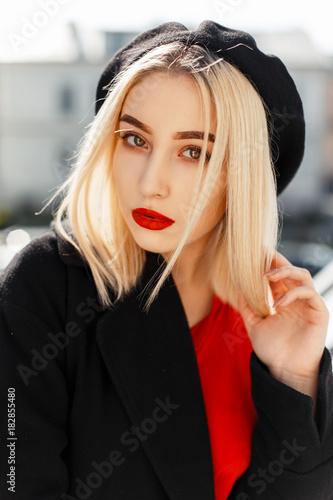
[190,294,258,499]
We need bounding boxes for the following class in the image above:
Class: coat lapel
[95,252,215,500]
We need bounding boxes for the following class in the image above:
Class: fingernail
[264,269,280,276]
[273,296,286,307]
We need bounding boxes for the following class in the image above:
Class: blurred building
[0,26,138,225]
[0,61,101,215]
[0,25,332,225]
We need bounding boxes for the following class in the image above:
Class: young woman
[0,20,332,500]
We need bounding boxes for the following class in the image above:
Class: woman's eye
[182,148,201,160]
[182,147,210,162]
[119,132,147,148]
[130,135,146,147]
[184,148,200,160]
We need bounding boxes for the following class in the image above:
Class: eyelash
[118,132,211,163]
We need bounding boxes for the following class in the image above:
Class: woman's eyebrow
[174,130,215,142]
[119,114,151,134]
[119,114,215,143]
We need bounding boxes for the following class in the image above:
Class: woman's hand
[237,250,329,404]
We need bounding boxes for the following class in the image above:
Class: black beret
[95,20,305,195]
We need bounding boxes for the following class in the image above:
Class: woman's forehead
[125,72,196,101]
[121,72,216,132]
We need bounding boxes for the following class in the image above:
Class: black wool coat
[0,221,333,500]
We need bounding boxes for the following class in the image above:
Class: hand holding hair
[237,249,329,408]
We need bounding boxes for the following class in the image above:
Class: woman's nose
[138,150,170,199]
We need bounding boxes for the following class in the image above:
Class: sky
[1,0,333,61]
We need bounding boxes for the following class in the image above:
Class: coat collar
[53,220,215,500]
[51,219,86,267]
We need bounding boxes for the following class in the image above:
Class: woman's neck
[162,232,217,291]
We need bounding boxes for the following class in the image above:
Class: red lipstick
[132,208,175,230]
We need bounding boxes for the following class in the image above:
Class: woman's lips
[132,208,175,230]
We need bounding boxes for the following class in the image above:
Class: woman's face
[113,72,226,256]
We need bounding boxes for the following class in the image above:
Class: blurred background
[0,0,332,350]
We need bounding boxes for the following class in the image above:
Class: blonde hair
[41,41,279,318]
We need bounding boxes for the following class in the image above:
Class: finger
[264,265,314,287]
[264,250,315,294]
[264,251,295,294]
[266,276,289,300]
[273,285,328,314]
